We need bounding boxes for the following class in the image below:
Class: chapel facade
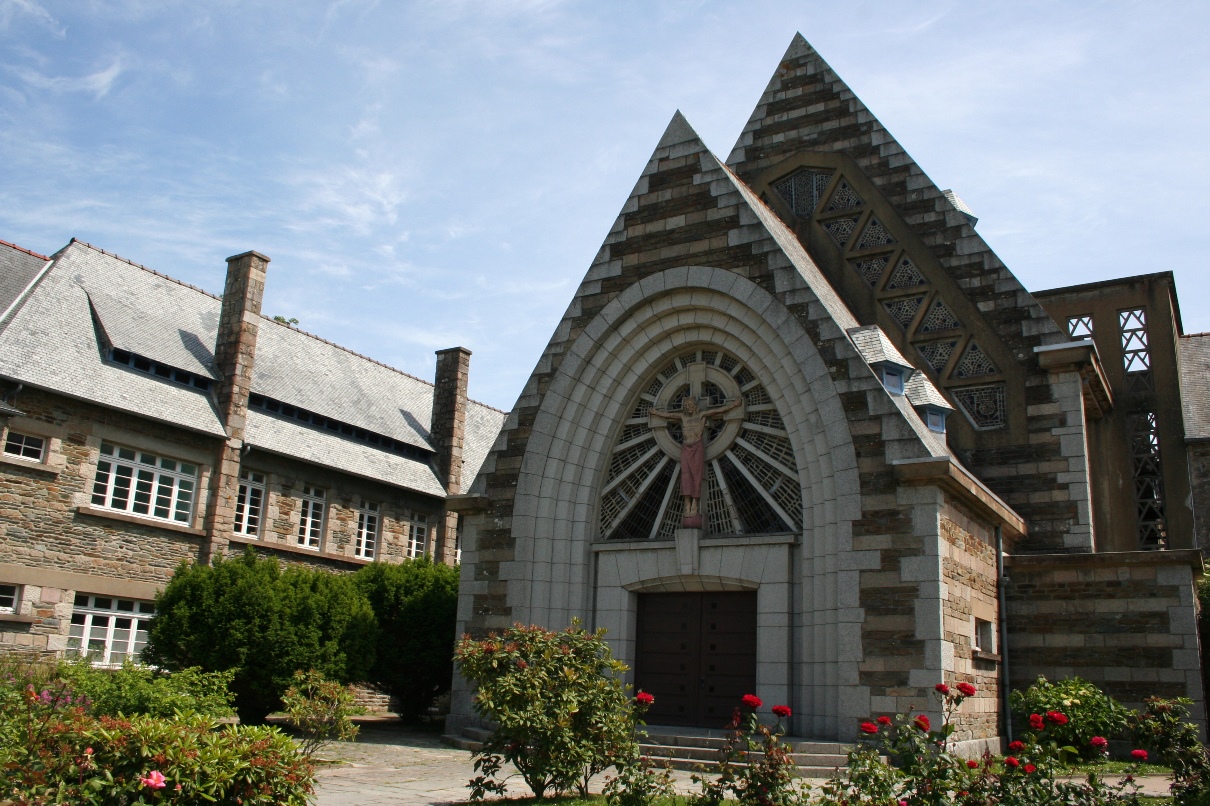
[446,35,1207,748]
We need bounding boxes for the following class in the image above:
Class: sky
[1,0,1207,411]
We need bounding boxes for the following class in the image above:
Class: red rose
[635,691,654,706]
[877,715,892,726]
[741,694,763,709]
[1046,710,1068,726]
[1005,756,1020,768]
[967,759,979,769]
[935,683,950,695]
[860,721,879,734]
[913,714,930,732]
[1024,764,1036,774]
[772,704,791,718]
[1029,713,1045,730]
[1090,736,1109,751]
[1131,749,1148,762]
[957,682,977,697]
[1008,740,1025,752]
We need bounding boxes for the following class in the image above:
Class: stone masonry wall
[1005,551,1205,728]
[1189,442,1210,551]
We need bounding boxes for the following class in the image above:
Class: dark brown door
[634,591,757,728]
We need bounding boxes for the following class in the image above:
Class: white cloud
[13,57,124,99]
[0,0,65,36]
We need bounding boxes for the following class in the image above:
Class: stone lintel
[226,535,370,566]
[1034,341,1113,417]
[445,494,490,513]
[0,562,162,600]
[1006,549,1204,576]
[892,456,1027,539]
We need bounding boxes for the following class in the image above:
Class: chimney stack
[203,250,269,563]
[431,346,471,565]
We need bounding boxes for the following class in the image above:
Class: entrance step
[441,724,853,778]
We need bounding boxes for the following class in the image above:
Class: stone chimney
[431,346,471,566]
[202,250,269,563]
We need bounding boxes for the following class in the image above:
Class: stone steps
[441,725,853,778]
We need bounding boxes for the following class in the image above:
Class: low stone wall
[350,683,394,714]
[1004,550,1205,731]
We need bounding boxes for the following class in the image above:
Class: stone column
[431,347,471,566]
[202,251,269,564]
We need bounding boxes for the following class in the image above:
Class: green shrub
[1132,697,1210,805]
[144,548,378,723]
[0,664,313,804]
[282,669,361,757]
[57,657,236,718]
[354,557,459,721]
[1009,676,1130,757]
[455,620,642,799]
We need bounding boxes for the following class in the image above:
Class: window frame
[404,510,429,559]
[355,500,380,560]
[233,469,267,537]
[296,485,327,550]
[0,583,18,614]
[3,431,46,462]
[974,617,996,654]
[66,593,155,667]
[90,442,199,526]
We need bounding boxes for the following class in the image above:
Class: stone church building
[447,35,1208,747]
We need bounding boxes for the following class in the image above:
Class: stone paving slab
[312,725,1176,805]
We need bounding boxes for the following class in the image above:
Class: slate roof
[847,325,916,370]
[0,239,50,325]
[1180,333,1210,440]
[0,239,506,495]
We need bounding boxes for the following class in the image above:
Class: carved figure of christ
[650,397,741,518]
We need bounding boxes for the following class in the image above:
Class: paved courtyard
[312,723,1175,805]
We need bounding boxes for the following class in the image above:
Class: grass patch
[1064,760,1173,776]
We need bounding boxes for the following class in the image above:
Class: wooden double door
[633,591,757,728]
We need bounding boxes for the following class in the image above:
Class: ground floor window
[0,584,17,613]
[234,470,266,536]
[355,501,380,560]
[66,593,155,666]
[405,511,429,559]
[296,485,326,549]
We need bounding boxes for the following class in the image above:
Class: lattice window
[719,354,738,372]
[886,257,926,289]
[355,500,380,560]
[826,180,863,211]
[772,169,834,217]
[824,218,859,247]
[1068,315,1094,341]
[743,386,771,407]
[720,453,792,534]
[1127,411,1167,549]
[233,470,265,536]
[1120,309,1151,373]
[745,409,785,430]
[856,217,896,249]
[91,443,198,525]
[884,296,924,330]
[296,485,326,549]
[919,299,961,333]
[740,431,796,471]
[610,439,656,479]
[405,511,429,558]
[67,594,155,667]
[645,377,664,396]
[916,341,957,374]
[852,257,888,287]
[659,362,679,381]
[4,432,45,461]
[953,384,1007,429]
[954,342,997,378]
[609,461,675,542]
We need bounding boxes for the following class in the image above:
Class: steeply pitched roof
[1180,333,1210,441]
[0,239,50,327]
[0,239,506,494]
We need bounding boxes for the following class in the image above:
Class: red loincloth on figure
[680,439,705,497]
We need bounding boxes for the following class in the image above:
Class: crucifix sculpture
[650,395,741,525]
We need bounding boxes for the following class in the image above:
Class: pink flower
[140,770,167,790]
[967,759,979,769]
[1008,740,1026,752]
[1132,749,1148,762]
[84,747,93,755]
[935,683,951,695]
[877,715,892,726]
[741,694,762,709]
[772,704,791,718]
[957,682,977,697]
[1005,756,1020,769]
[859,721,879,734]
[913,714,930,733]
[1090,736,1109,751]
[635,691,654,706]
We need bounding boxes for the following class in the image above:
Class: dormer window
[924,407,949,434]
[880,366,905,394]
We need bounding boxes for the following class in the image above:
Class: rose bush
[690,695,800,806]
[1009,676,1130,758]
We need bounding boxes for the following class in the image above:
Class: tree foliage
[354,556,459,721]
[144,549,377,724]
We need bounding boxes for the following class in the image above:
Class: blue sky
[2,0,1207,410]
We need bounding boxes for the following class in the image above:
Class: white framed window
[67,593,155,666]
[91,442,197,524]
[0,584,18,614]
[234,470,266,536]
[974,618,995,653]
[454,520,462,565]
[405,511,429,559]
[355,500,380,560]
[297,485,326,550]
[880,366,905,394]
[4,432,45,461]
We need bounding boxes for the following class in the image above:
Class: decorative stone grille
[856,217,896,249]
[772,169,834,217]
[852,257,889,287]
[825,180,863,211]
[919,299,961,333]
[953,384,1007,429]
[886,257,926,289]
[916,340,957,374]
[1127,410,1168,549]
[954,342,997,378]
[824,217,859,248]
[883,296,924,330]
